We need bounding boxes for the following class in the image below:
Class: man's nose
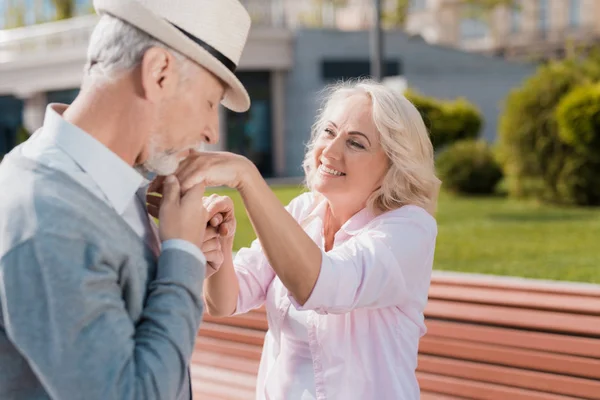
[203,118,220,145]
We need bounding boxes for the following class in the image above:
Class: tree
[51,0,75,21]
[34,0,49,24]
[299,0,349,28]
[382,0,517,29]
[382,0,409,28]
[4,0,26,29]
[497,51,600,205]
[464,0,516,9]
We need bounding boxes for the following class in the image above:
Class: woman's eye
[350,140,365,149]
[324,128,335,136]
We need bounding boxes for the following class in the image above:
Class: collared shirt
[233,192,437,400]
[19,103,204,263]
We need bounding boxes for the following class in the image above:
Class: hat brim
[94,0,250,112]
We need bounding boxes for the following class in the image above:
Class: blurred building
[406,0,600,61]
[0,0,536,177]
[0,0,293,177]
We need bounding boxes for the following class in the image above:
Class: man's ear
[139,47,179,102]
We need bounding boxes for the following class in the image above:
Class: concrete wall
[284,29,537,176]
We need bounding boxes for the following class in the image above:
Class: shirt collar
[306,194,376,237]
[42,104,145,214]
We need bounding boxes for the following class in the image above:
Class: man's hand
[158,175,208,248]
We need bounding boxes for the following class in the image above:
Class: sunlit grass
[207,186,600,284]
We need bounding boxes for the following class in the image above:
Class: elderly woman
[151,79,439,399]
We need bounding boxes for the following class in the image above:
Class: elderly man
[0,0,251,399]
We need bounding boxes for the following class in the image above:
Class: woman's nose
[322,137,343,160]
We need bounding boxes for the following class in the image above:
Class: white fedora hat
[93,0,252,112]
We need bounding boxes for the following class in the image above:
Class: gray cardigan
[0,150,205,399]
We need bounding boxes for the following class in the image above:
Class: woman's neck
[323,202,362,251]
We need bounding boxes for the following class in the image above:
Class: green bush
[497,55,600,204]
[15,126,29,146]
[555,157,600,206]
[556,84,600,160]
[443,98,483,144]
[436,139,503,195]
[405,90,483,151]
[552,84,600,205]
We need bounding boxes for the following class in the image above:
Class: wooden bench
[191,272,600,400]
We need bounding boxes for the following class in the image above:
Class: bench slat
[431,274,600,298]
[418,354,600,399]
[419,336,600,380]
[428,284,600,315]
[203,313,269,331]
[198,322,266,347]
[425,320,600,358]
[417,372,578,400]
[191,351,260,376]
[195,337,263,361]
[191,364,257,390]
[192,381,254,400]
[426,299,600,336]
[420,392,468,400]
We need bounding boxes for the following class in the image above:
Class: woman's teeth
[320,165,345,176]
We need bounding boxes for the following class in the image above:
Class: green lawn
[206,185,307,251]
[207,186,600,284]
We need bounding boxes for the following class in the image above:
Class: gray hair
[303,79,440,213]
[85,15,191,83]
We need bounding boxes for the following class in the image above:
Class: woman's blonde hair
[303,78,440,213]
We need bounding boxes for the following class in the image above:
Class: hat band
[169,22,237,73]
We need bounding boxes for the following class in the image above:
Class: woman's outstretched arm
[177,152,322,305]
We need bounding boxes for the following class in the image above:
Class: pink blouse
[233,192,438,400]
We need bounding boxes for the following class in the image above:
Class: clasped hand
[146,150,247,277]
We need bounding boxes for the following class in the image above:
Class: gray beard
[140,151,181,176]
[134,142,206,179]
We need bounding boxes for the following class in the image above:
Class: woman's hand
[196,194,237,279]
[202,226,223,278]
[175,151,254,193]
[146,185,237,278]
[201,195,241,317]
[203,194,236,241]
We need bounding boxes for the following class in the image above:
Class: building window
[460,18,489,40]
[409,0,427,12]
[459,3,489,40]
[538,0,549,35]
[510,5,522,34]
[0,96,24,156]
[569,0,581,28]
[225,71,274,178]
[2,0,93,29]
[321,59,402,82]
[47,89,80,105]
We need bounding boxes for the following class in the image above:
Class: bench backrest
[192,273,600,400]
